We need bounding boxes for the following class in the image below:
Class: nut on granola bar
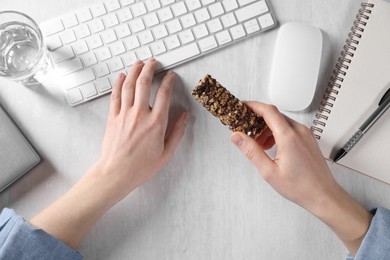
[192,75,267,139]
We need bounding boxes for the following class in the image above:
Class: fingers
[133,58,157,109]
[230,132,275,176]
[121,60,144,109]
[230,101,305,179]
[244,101,293,141]
[163,112,190,163]
[262,136,276,150]
[110,73,126,115]
[152,70,176,128]
[256,127,275,150]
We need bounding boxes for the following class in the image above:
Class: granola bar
[192,75,267,139]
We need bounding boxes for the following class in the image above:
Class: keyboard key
[46,35,63,50]
[185,0,201,11]
[207,18,223,33]
[216,30,232,45]
[155,43,200,71]
[60,30,77,44]
[116,7,133,22]
[230,24,246,39]
[222,0,238,11]
[244,19,260,34]
[102,13,119,28]
[153,25,168,39]
[158,7,174,22]
[166,19,183,34]
[192,24,209,39]
[202,0,216,5]
[63,68,96,90]
[94,63,110,77]
[67,89,83,104]
[95,46,112,61]
[238,0,257,6]
[95,77,112,93]
[235,1,268,22]
[150,41,167,55]
[121,52,138,66]
[57,57,84,75]
[145,0,161,11]
[194,8,210,23]
[104,0,121,12]
[143,13,159,27]
[115,24,131,38]
[72,40,89,55]
[41,19,64,36]
[129,18,145,33]
[86,35,103,49]
[208,2,224,17]
[131,2,147,17]
[124,36,140,50]
[62,13,79,28]
[221,13,237,28]
[90,3,107,17]
[165,35,180,50]
[120,0,134,6]
[181,13,196,29]
[75,8,93,23]
[179,29,195,44]
[138,30,154,45]
[52,46,75,63]
[74,24,91,39]
[258,13,274,29]
[80,83,98,98]
[101,29,117,44]
[136,46,152,60]
[88,19,105,34]
[107,57,124,71]
[109,41,126,56]
[171,2,188,16]
[161,0,175,6]
[198,35,218,52]
[81,52,98,67]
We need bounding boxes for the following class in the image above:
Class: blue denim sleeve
[346,207,390,260]
[0,208,82,260]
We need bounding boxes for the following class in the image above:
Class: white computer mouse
[269,22,323,111]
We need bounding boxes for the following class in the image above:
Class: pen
[333,88,390,163]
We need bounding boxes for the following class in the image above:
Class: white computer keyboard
[40,0,277,106]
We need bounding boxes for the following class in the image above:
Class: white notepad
[311,0,390,184]
[0,105,41,192]
[312,0,390,183]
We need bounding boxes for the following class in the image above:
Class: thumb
[230,132,275,174]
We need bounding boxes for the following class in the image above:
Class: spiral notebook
[311,0,390,184]
[0,105,41,192]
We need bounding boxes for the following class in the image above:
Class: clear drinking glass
[0,11,52,86]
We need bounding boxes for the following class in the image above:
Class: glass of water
[0,11,51,86]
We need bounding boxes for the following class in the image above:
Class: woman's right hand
[230,102,372,255]
[230,102,338,211]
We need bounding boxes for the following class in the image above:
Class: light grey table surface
[1,0,390,259]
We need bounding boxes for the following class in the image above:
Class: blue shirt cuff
[0,208,82,260]
[349,207,390,260]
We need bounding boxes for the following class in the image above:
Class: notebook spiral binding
[311,2,375,139]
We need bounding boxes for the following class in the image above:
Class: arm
[230,102,372,256]
[29,58,190,249]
